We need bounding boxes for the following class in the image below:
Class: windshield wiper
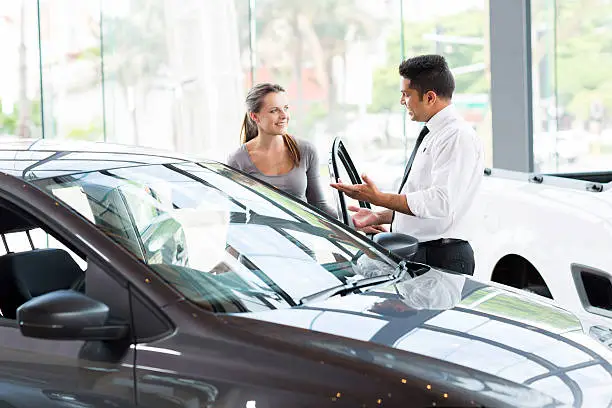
[298,261,410,305]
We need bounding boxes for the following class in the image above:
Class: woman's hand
[347,205,388,233]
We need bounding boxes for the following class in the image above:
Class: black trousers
[412,239,475,276]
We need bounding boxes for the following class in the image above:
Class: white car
[329,137,612,344]
[467,167,612,334]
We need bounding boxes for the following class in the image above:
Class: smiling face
[251,91,290,136]
[400,78,437,123]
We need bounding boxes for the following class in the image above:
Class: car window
[0,204,138,331]
[0,227,86,271]
[0,218,86,320]
[35,162,400,314]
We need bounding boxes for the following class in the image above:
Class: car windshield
[32,161,400,313]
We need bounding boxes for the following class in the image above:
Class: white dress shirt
[391,104,485,242]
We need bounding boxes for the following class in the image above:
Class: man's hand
[347,205,388,234]
[330,174,381,205]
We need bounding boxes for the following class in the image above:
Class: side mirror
[373,232,419,260]
[17,290,128,341]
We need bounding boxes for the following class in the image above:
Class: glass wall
[248,0,491,192]
[99,0,244,157]
[0,1,42,139]
[0,0,492,182]
[400,0,492,174]
[38,0,104,141]
[531,0,612,173]
[9,0,612,178]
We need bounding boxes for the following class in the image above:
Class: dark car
[0,139,610,407]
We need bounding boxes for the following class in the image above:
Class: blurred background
[0,0,610,191]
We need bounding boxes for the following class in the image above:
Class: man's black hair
[399,54,455,100]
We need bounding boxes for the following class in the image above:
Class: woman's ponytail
[240,113,258,144]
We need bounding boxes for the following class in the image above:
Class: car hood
[238,269,612,407]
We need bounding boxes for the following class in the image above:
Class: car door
[0,186,137,406]
[328,137,371,228]
[329,137,410,231]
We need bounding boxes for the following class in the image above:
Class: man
[331,54,484,275]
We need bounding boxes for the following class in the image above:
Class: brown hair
[240,83,301,166]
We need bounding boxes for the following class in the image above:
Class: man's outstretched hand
[330,174,381,206]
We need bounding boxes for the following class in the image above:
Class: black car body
[0,139,610,407]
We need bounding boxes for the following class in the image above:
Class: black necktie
[390,125,429,231]
[397,125,429,193]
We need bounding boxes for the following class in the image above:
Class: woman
[227,83,337,218]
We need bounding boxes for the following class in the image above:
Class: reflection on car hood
[240,269,612,407]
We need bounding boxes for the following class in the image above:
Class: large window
[532,0,612,173]
[249,0,491,191]
[1,0,492,174]
[0,1,43,139]
[2,0,245,160]
[15,0,612,175]
[38,0,104,141]
[99,0,244,157]
[400,0,492,169]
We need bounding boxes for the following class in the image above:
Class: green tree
[254,0,386,135]
[528,0,612,129]
[553,0,612,123]
[66,121,105,141]
[370,64,402,114]
[0,99,42,136]
[369,8,488,115]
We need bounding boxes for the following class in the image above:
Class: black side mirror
[373,232,419,260]
[17,290,128,341]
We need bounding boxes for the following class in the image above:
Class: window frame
[0,171,175,339]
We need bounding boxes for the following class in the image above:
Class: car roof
[0,138,209,180]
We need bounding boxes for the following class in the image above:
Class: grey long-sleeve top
[226,139,338,218]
